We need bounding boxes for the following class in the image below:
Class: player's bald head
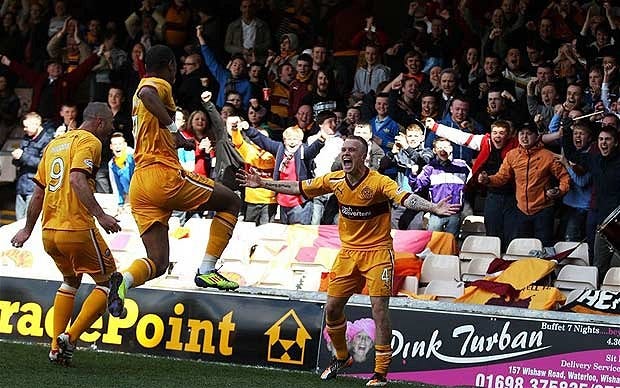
[83,102,113,121]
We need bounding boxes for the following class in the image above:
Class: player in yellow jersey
[238,134,460,387]
[107,45,242,318]
[11,102,121,365]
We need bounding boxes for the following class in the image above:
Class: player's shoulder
[139,76,172,91]
[326,170,346,182]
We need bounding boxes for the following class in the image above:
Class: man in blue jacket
[196,25,252,109]
[12,112,53,220]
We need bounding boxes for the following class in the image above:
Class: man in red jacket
[1,50,100,126]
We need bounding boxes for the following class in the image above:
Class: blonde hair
[23,111,42,124]
[282,126,303,141]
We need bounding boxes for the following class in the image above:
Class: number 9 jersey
[33,130,102,230]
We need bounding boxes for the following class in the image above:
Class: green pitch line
[0,342,436,388]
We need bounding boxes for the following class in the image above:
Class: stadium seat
[502,238,543,260]
[256,266,295,289]
[397,275,419,295]
[461,256,496,282]
[423,279,464,300]
[553,265,598,296]
[290,266,324,291]
[459,215,486,240]
[553,241,590,266]
[420,254,460,284]
[460,235,501,259]
[459,235,500,273]
[601,267,620,291]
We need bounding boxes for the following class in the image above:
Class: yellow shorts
[42,229,116,281]
[327,248,394,297]
[129,165,214,234]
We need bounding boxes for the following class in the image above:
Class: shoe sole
[108,272,125,317]
[194,277,239,291]
[320,357,353,380]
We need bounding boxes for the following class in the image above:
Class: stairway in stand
[0,182,16,225]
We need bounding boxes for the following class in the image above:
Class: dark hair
[599,125,619,142]
[311,67,336,93]
[297,53,313,64]
[230,53,247,64]
[316,110,337,125]
[111,131,126,140]
[404,50,423,62]
[484,52,502,62]
[145,45,175,72]
[376,92,390,100]
[420,91,439,100]
[602,113,619,126]
[595,23,611,36]
[537,62,554,71]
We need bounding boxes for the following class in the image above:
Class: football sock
[52,284,77,350]
[326,315,349,360]
[67,286,108,343]
[374,344,392,375]
[200,212,237,273]
[124,258,156,288]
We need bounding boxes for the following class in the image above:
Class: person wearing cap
[478,122,570,247]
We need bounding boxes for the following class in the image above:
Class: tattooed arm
[237,169,300,195]
[403,193,461,216]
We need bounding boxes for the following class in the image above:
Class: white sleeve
[435,123,484,151]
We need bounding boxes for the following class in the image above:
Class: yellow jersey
[132,77,181,170]
[33,130,101,230]
[301,169,409,250]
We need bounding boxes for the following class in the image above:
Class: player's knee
[220,191,242,215]
[324,304,344,321]
[62,276,82,289]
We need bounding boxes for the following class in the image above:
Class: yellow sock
[374,344,392,375]
[326,316,349,360]
[52,284,76,350]
[125,258,156,288]
[67,286,108,343]
[206,212,237,258]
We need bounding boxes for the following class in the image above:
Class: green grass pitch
[0,341,439,388]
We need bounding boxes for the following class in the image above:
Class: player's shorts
[129,165,215,234]
[42,228,116,282]
[327,248,394,298]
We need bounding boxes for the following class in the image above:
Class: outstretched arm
[403,193,461,216]
[237,169,301,195]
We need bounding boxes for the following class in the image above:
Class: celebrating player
[237,135,459,386]
[107,45,242,318]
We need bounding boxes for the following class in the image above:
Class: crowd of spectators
[1,0,619,280]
